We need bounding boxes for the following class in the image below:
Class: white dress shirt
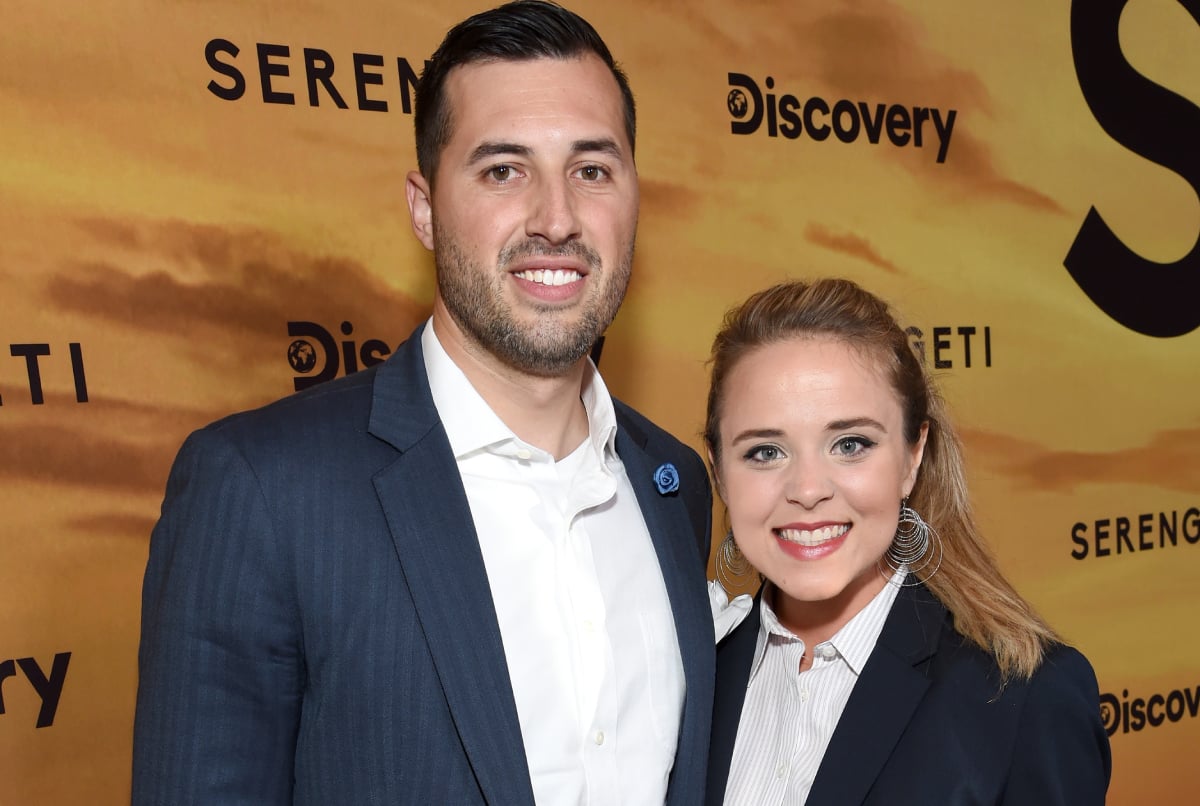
[722,569,905,806]
[709,580,753,641]
[422,321,685,805]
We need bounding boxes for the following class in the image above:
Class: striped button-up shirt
[723,569,905,805]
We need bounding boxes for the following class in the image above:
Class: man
[132,2,714,804]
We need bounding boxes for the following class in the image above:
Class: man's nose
[525,175,582,244]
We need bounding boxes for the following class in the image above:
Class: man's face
[408,55,638,377]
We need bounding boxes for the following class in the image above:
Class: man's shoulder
[205,364,381,443]
[200,330,426,447]
[168,362,410,491]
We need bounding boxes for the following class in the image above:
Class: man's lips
[507,256,590,295]
[511,267,583,286]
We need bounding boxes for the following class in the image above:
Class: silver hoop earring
[883,499,942,585]
[715,530,755,591]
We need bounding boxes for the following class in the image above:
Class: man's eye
[579,165,606,181]
[488,165,513,181]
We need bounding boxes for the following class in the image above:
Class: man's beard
[434,231,633,377]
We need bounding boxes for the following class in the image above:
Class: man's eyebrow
[571,138,623,159]
[467,139,625,167]
[467,141,532,165]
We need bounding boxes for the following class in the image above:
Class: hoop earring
[882,499,942,586]
[715,530,755,591]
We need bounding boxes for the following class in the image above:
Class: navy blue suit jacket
[706,582,1111,805]
[133,324,715,805]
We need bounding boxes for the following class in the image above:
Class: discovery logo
[726,72,957,163]
[1100,683,1200,736]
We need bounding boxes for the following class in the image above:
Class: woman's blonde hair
[704,278,1056,680]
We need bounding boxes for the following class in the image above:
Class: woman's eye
[746,445,782,463]
[833,437,873,456]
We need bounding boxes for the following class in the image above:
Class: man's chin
[497,329,599,377]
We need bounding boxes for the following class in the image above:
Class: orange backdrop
[2,1,1197,802]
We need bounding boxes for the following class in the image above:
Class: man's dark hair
[414,0,636,183]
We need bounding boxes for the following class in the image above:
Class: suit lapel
[706,598,762,806]
[369,330,535,806]
[806,583,947,806]
[614,418,715,805]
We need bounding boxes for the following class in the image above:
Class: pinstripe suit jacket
[133,323,715,805]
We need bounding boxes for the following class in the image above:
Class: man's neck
[431,308,591,460]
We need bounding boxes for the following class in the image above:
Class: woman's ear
[902,420,930,498]
[707,446,725,499]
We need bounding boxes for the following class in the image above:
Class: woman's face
[712,336,926,630]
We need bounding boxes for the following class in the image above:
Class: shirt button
[583,619,596,633]
[594,731,605,746]
[776,761,787,778]
[515,448,532,460]
[816,644,838,660]
[800,689,810,703]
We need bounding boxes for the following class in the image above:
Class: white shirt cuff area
[708,579,753,642]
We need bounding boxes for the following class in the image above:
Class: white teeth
[515,269,581,286]
[776,524,850,546]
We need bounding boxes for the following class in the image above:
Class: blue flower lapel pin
[653,463,680,495]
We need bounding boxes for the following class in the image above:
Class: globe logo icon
[288,339,318,373]
[727,89,749,119]
[1099,702,1114,730]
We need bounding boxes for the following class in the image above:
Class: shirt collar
[749,566,906,679]
[422,318,618,463]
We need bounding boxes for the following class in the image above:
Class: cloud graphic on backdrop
[929,133,1065,213]
[640,178,702,219]
[963,426,1200,495]
[69,512,160,540]
[805,223,901,274]
[804,4,1064,211]
[47,217,428,347]
[0,393,237,499]
[1,421,169,494]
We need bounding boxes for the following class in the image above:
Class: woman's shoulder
[1022,642,1104,722]
[929,622,1100,707]
[1035,643,1101,687]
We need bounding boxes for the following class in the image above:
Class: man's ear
[405,170,435,251]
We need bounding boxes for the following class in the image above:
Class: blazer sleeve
[1000,646,1112,805]
[132,427,303,805]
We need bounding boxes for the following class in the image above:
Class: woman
[703,279,1110,805]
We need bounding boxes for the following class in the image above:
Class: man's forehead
[446,55,621,107]
[450,53,599,79]
[442,55,630,149]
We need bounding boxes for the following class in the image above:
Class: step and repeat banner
[2,0,1197,802]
